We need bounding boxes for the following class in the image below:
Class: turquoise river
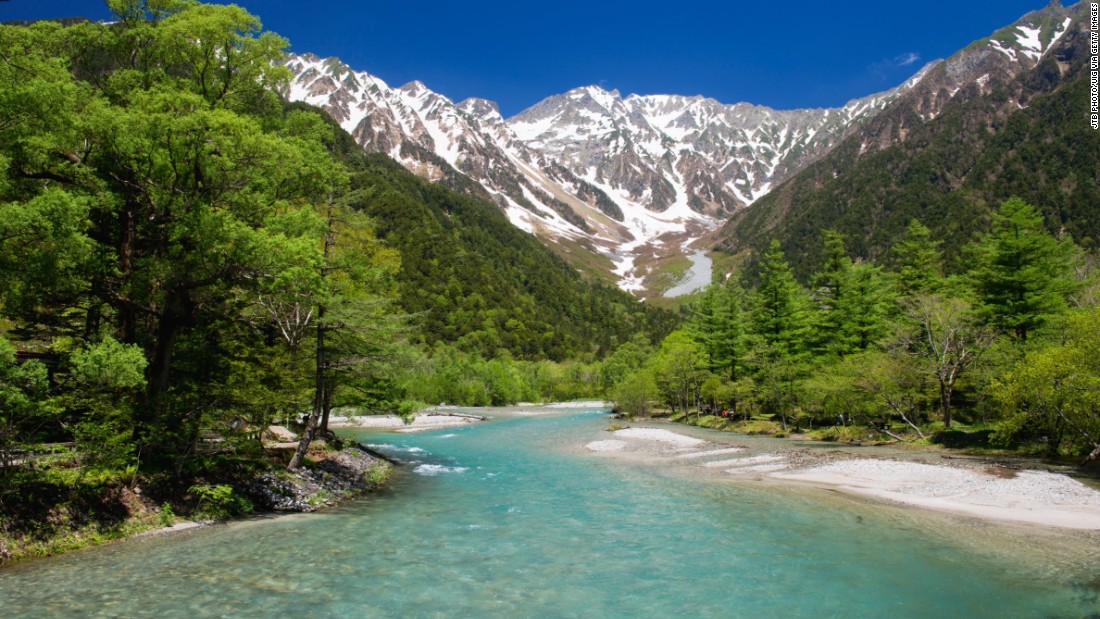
[1,405,1098,617]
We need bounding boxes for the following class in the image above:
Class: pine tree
[687,278,748,381]
[812,231,856,356]
[752,241,810,357]
[892,220,944,297]
[970,197,1078,342]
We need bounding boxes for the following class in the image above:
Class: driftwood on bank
[420,412,488,421]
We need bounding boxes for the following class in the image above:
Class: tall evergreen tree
[970,197,1078,342]
[892,219,944,297]
[687,278,748,381]
[811,231,856,356]
[752,241,810,357]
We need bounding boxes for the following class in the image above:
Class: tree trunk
[939,379,953,429]
[118,203,137,343]
[319,379,333,435]
[289,304,325,470]
[1084,443,1100,465]
[290,198,335,470]
[138,288,191,442]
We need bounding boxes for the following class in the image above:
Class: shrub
[188,484,252,520]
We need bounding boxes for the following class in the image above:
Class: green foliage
[718,26,1100,281]
[363,462,391,488]
[752,241,811,357]
[990,307,1100,460]
[892,220,944,296]
[810,232,897,357]
[69,337,147,390]
[400,345,601,407]
[649,331,709,415]
[599,333,653,391]
[969,197,1079,342]
[611,369,658,419]
[686,278,749,381]
[187,483,253,520]
[158,502,176,527]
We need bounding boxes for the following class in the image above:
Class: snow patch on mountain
[282,0,1080,296]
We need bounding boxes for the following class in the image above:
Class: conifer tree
[752,241,810,357]
[893,220,944,297]
[687,278,748,381]
[970,197,1078,342]
[812,231,855,356]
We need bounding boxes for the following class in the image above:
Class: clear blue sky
[2,0,1061,117]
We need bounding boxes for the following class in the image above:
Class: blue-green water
[1,407,1098,618]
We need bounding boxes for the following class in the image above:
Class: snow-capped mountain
[281,1,1078,296]
[715,1,1087,270]
[283,53,913,294]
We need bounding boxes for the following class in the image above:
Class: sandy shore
[774,460,1100,530]
[328,412,486,432]
[585,424,1100,530]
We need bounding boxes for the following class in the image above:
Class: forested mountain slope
[342,151,677,360]
[717,1,1099,279]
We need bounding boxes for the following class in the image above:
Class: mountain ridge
[715,0,1094,279]
[281,0,1082,295]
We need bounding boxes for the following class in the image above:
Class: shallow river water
[1,406,1097,618]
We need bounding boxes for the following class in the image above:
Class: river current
[1,406,1096,617]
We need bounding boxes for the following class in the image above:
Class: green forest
[2,0,1099,564]
[719,14,1100,281]
[615,203,1100,465]
[0,1,673,558]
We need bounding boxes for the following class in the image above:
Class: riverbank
[584,422,1100,530]
[327,411,489,432]
[0,445,391,569]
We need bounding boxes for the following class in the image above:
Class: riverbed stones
[248,447,389,512]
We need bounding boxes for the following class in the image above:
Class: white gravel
[613,428,706,446]
[673,447,745,460]
[586,440,627,452]
[720,454,785,468]
[728,464,789,474]
[774,458,1100,529]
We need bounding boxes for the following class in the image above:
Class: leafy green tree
[898,295,996,429]
[599,333,653,392]
[649,331,709,416]
[64,337,148,473]
[852,351,931,439]
[611,369,658,419]
[850,264,898,348]
[992,307,1100,461]
[969,197,1078,342]
[289,197,407,469]
[746,242,813,426]
[0,336,58,471]
[811,232,897,356]
[699,376,734,415]
[687,278,749,381]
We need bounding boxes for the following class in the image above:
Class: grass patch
[639,253,692,297]
[363,462,392,488]
[727,419,784,435]
[544,237,619,284]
